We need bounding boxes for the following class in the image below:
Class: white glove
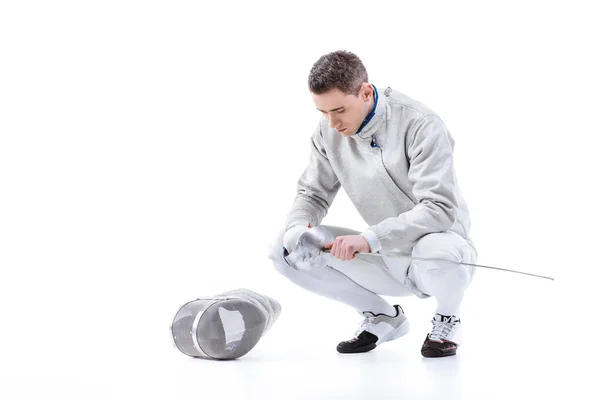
[283,224,310,253]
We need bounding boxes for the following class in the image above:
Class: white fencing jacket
[285,85,474,254]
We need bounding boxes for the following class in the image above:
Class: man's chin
[337,128,355,136]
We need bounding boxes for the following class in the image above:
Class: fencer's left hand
[323,235,371,261]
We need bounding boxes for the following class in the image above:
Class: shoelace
[354,316,376,337]
[429,317,458,342]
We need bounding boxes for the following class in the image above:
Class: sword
[321,249,555,281]
[284,227,555,281]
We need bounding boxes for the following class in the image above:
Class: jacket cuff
[360,229,382,253]
[285,220,312,231]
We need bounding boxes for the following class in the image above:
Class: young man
[268,50,477,358]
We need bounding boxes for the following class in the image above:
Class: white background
[1,1,598,399]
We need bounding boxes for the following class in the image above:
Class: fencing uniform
[270,85,477,356]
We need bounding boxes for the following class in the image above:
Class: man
[268,50,477,358]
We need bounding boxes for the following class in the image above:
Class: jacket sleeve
[284,126,341,230]
[367,114,459,253]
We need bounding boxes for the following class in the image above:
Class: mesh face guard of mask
[170,288,281,360]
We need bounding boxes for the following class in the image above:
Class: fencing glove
[283,224,310,253]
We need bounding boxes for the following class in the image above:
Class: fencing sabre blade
[284,226,555,281]
[322,249,554,281]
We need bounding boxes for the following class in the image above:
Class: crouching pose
[269,50,477,358]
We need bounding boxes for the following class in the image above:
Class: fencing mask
[170,288,281,360]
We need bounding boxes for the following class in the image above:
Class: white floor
[2,2,598,399]
[0,268,593,400]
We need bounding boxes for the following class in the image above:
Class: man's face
[311,83,374,137]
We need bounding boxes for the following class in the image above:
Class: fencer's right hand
[283,224,310,253]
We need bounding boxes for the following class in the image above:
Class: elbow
[443,203,458,229]
[446,205,458,228]
[429,200,457,231]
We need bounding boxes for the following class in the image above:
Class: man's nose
[328,115,340,128]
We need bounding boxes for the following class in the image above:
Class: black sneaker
[421,314,462,358]
[337,331,378,353]
[336,305,410,354]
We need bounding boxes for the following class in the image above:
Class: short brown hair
[308,50,369,95]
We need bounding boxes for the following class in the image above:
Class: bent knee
[412,232,465,263]
[420,263,472,292]
[411,235,473,279]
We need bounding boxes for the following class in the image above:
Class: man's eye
[338,109,345,113]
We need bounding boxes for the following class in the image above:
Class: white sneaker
[421,313,462,358]
[337,305,410,353]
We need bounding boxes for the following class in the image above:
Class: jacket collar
[353,85,388,140]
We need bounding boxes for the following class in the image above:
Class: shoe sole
[421,343,458,358]
[336,343,377,354]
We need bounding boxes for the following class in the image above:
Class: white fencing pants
[268,225,477,317]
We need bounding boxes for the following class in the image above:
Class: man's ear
[361,82,373,101]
